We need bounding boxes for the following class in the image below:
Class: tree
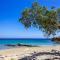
[19,2,60,37]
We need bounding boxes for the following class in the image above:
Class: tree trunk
[52,37,60,42]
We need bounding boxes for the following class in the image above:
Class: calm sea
[0,38,55,45]
[0,38,58,49]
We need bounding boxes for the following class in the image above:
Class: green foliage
[11,58,14,60]
[19,2,60,36]
[57,8,60,23]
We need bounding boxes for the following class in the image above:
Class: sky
[0,0,60,38]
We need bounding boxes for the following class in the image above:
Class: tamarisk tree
[19,2,60,37]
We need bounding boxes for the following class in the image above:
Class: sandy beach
[0,45,60,60]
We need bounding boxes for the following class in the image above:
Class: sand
[0,45,60,60]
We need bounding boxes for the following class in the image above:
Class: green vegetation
[11,58,15,60]
[19,2,60,36]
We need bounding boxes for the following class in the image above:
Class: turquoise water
[0,39,54,46]
[0,39,58,49]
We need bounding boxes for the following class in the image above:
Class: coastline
[0,45,60,60]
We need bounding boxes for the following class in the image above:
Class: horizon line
[0,38,52,39]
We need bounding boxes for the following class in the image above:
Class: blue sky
[0,0,60,38]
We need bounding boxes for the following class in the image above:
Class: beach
[0,45,60,60]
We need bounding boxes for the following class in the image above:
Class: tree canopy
[19,2,60,36]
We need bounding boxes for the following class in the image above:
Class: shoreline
[0,45,60,60]
[0,43,59,50]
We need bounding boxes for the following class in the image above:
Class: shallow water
[0,38,54,45]
[0,38,59,49]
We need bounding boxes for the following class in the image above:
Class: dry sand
[0,45,60,60]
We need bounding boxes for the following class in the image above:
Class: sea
[0,38,59,50]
